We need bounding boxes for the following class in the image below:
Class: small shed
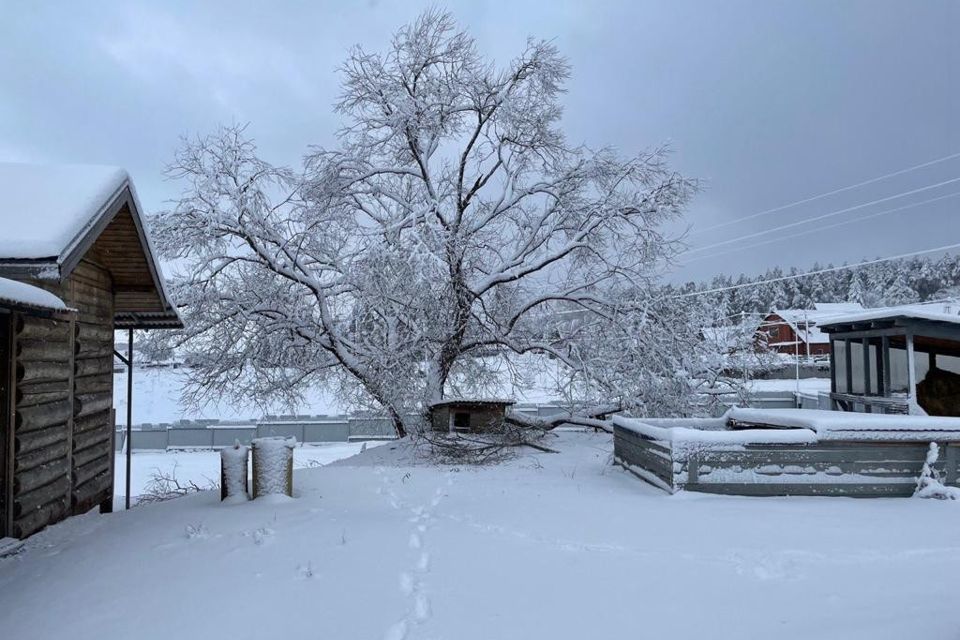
[819,303,960,416]
[429,399,515,433]
[0,163,181,539]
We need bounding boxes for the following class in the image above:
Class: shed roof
[428,398,516,409]
[727,407,960,440]
[766,303,864,345]
[0,162,180,329]
[818,301,960,331]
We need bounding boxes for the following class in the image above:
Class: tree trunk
[389,408,408,439]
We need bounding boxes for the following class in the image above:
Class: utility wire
[683,177,960,256]
[682,190,960,265]
[677,241,960,298]
[692,151,960,236]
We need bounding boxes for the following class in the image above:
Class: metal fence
[114,395,805,451]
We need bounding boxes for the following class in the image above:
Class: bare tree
[153,10,695,436]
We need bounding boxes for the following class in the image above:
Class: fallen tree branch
[505,405,618,434]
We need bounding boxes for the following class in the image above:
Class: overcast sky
[2,1,957,282]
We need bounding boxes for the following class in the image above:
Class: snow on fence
[613,409,960,497]
[114,403,587,451]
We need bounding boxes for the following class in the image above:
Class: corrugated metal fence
[115,393,807,451]
[115,404,579,451]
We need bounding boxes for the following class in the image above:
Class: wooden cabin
[0,163,180,539]
[429,399,514,433]
[819,303,960,416]
[758,303,863,357]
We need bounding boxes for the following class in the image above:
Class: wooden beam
[906,331,919,414]
[881,335,891,400]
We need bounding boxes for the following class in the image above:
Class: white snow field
[3,431,960,640]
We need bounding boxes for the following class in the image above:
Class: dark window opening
[453,412,471,431]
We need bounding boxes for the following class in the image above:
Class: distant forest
[672,254,960,320]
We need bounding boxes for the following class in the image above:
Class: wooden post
[906,332,919,414]
[881,336,891,399]
[124,329,133,510]
[829,338,837,410]
[862,338,871,412]
[844,339,853,401]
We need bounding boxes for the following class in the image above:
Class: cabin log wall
[10,313,74,538]
[62,261,115,516]
[8,259,116,537]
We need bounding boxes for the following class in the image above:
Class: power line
[691,151,960,236]
[677,241,960,299]
[682,190,960,265]
[683,177,960,257]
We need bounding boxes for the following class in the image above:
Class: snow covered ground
[3,432,959,639]
[113,442,377,505]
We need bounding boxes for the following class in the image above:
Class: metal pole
[125,328,133,510]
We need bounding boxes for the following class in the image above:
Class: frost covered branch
[152,10,698,437]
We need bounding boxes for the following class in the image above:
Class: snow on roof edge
[0,276,69,311]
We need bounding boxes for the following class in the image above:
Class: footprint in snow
[408,532,422,549]
[416,552,431,573]
[414,592,431,622]
[384,620,408,640]
[400,572,415,596]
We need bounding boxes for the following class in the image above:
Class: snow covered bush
[914,442,960,500]
[152,10,695,436]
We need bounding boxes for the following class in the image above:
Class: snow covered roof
[0,163,130,261]
[728,408,960,441]
[0,276,68,312]
[818,301,960,330]
[0,162,181,329]
[613,415,818,446]
[766,303,864,345]
[428,398,515,408]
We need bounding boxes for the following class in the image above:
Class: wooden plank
[13,440,69,473]
[683,482,917,498]
[75,392,112,418]
[16,360,71,384]
[74,374,112,396]
[16,387,70,408]
[15,423,68,455]
[72,438,111,468]
[72,454,110,487]
[73,471,111,512]
[75,409,112,434]
[74,357,114,378]
[15,399,73,433]
[12,497,67,539]
[14,457,69,494]
[76,322,113,344]
[16,339,71,362]
[14,316,71,341]
[13,475,71,517]
[72,423,112,453]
